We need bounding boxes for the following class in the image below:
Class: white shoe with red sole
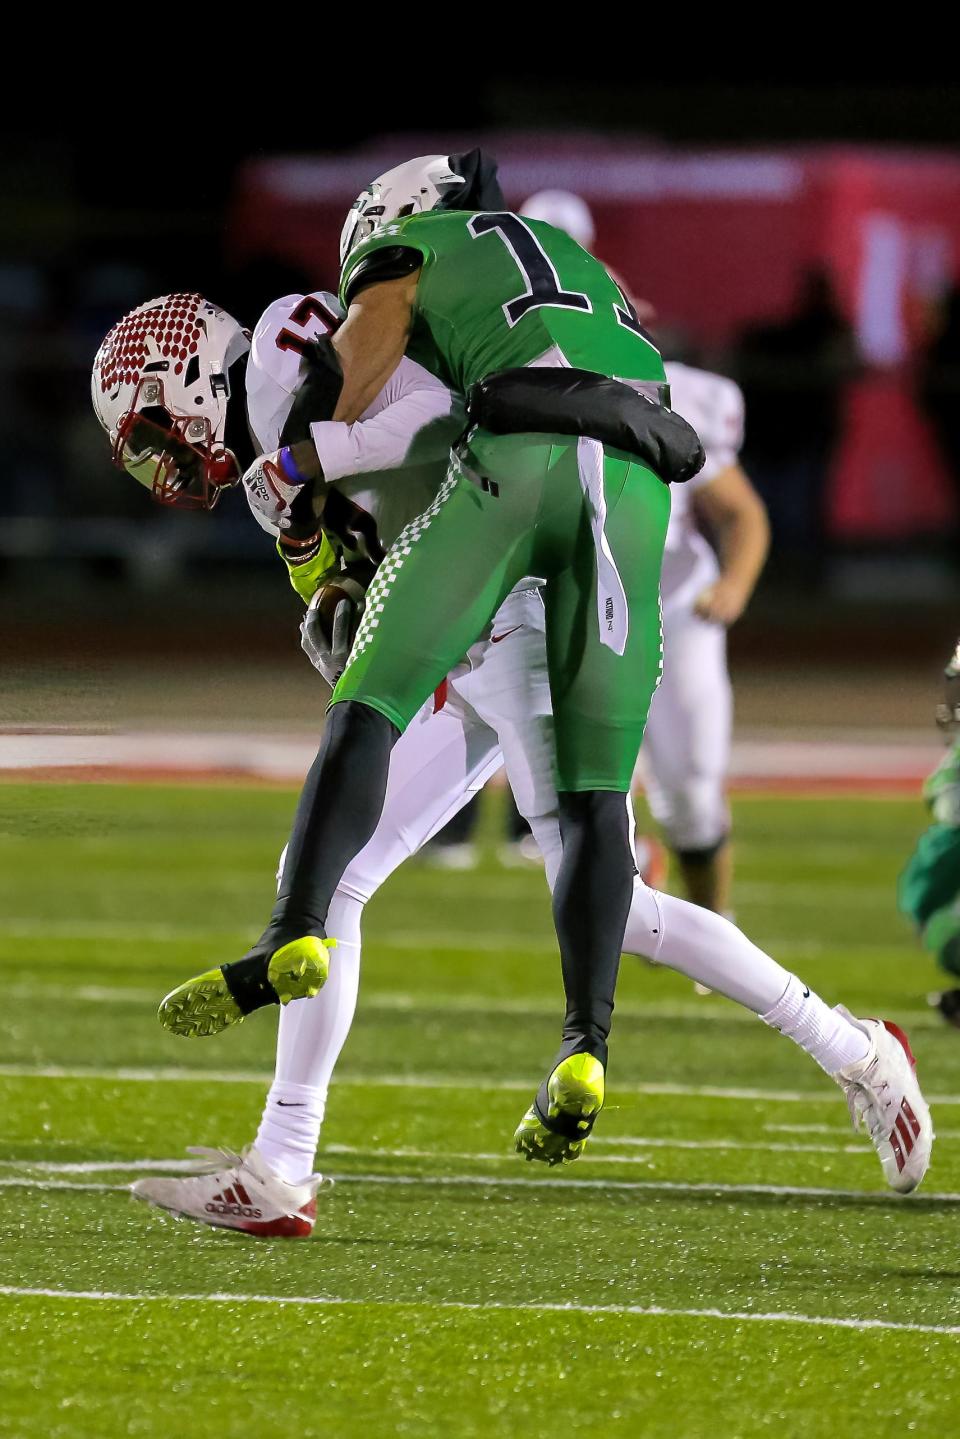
[833,1008,934,1194]
[131,1145,326,1237]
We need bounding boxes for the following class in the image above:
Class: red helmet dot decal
[96,292,207,394]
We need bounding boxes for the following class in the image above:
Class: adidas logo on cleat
[205,1184,263,1220]
[888,1097,923,1174]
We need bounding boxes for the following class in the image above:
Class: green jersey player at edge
[160,150,704,1168]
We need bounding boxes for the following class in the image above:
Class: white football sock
[255,1080,325,1185]
[624,880,795,1013]
[255,890,363,1185]
[760,974,870,1074]
[621,880,870,1069]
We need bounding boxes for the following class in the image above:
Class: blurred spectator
[920,283,960,517]
[736,267,860,577]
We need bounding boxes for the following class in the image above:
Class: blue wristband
[278,446,312,487]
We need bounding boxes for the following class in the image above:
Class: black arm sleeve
[279,335,344,442]
[342,246,423,306]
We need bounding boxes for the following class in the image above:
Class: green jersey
[340,210,665,396]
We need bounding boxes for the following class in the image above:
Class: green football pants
[331,430,671,792]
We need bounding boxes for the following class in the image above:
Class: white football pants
[641,603,732,853]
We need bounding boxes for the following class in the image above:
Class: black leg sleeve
[243,701,398,960]
[550,790,636,1067]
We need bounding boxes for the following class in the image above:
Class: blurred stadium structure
[1,113,958,746]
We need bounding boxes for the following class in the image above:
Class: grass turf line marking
[587,1136,871,1155]
[3,1172,959,1204]
[0,1159,202,1174]
[0,1285,957,1336]
[3,1063,960,1106]
[5,983,944,1031]
[322,1140,877,1162]
[0,1130,881,1175]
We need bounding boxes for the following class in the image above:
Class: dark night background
[2,78,959,730]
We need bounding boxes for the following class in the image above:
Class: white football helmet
[339,155,468,265]
[520,190,596,252]
[91,293,250,510]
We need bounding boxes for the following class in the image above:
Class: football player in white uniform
[521,191,769,916]
[91,161,932,1234]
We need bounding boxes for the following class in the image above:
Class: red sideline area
[0,732,942,797]
[0,766,930,795]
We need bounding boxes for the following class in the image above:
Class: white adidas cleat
[833,1007,934,1194]
[131,1145,327,1238]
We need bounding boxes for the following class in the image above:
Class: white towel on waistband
[576,436,629,656]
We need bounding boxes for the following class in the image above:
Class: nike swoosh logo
[276,1101,306,1108]
[802,987,810,998]
[491,626,522,644]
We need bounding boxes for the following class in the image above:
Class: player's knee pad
[650,775,729,855]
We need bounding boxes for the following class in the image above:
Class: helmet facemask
[112,377,238,510]
[92,293,250,513]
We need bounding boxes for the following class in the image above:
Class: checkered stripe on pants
[346,472,459,665]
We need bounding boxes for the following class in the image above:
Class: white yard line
[0,1133,879,1175]
[765,1122,960,1141]
[322,1141,875,1163]
[3,1062,960,1106]
[587,1136,868,1155]
[1,1171,958,1204]
[0,1179,121,1192]
[3,982,944,1032]
[765,1123,855,1135]
[0,1284,957,1336]
[0,1159,201,1174]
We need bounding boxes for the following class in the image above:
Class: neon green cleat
[158,936,333,1039]
[514,1052,605,1166]
[268,936,334,1006]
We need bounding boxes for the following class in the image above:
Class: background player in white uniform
[94,268,930,1232]
[522,192,770,916]
[647,363,768,912]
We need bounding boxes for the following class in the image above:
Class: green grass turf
[1,781,958,1438]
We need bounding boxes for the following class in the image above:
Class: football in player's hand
[312,574,368,647]
[301,565,371,686]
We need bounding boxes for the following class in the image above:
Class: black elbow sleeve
[279,336,344,442]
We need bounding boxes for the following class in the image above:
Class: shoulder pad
[666,362,744,455]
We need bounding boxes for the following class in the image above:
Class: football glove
[242,445,322,543]
[300,576,367,687]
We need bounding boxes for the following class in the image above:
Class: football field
[2,780,959,1438]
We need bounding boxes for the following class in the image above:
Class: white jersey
[245,293,461,560]
[661,362,745,615]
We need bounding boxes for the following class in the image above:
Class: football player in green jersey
[161,151,704,1165]
[899,639,960,1025]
